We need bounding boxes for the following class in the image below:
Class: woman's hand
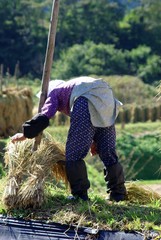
[11,133,26,143]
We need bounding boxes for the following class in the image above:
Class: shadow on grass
[2,194,161,231]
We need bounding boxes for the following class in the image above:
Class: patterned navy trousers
[66,97,118,167]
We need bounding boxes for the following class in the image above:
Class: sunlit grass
[45,121,160,145]
[116,121,160,135]
[0,171,161,232]
[0,121,160,232]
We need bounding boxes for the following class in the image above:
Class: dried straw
[126,182,161,204]
[18,175,46,208]
[3,177,19,208]
[3,133,67,209]
[0,87,33,137]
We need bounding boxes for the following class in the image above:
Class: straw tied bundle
[126,182,161,204]
[0,88,33,137]
[3,134,67,209]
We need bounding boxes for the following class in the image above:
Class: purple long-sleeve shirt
[41,76,103,118]
[41,80,75,118]
[41,76,107,119]
[41,76,121,127]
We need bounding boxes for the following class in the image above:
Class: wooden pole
[0,64,3,94]
[32,0,60,151]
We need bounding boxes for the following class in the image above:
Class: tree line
[0,0,161,84]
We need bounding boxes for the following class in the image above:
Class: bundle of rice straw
[3,133,67,209]
[126,182,161,204]
[0,87,33,137]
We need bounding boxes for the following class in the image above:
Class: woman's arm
[22,113,49,138]
[11,113,49,143]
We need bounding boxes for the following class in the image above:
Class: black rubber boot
[104,162,127,202]
[66,160,90,201]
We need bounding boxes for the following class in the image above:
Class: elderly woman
[11,76,127,202]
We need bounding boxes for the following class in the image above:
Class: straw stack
[126,182,161,204]
[3,133,67,209]
[0,87,33,137]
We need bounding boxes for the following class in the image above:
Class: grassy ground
[116,121,160,135]
[0,176,161,234]
[45,121,161,143]
[0,122,160,235]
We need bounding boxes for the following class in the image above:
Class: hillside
[93,75,160,124]
[94,75,157,105]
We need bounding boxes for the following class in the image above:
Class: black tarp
[98,230,144,240]
[0,216,145,240]
[0,216,87,240]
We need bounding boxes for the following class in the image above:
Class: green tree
[52,41,128,79]
[52,41,161,83]
[1,0,160,79]
[118,0,161,54]
[0,0,51,77]
[57,0,124,49]
[138,55,161,83]
[140,0,161,54]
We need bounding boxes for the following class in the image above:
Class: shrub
[51,42,161,84]
[51,41,129,79]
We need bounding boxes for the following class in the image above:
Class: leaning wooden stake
[32,0,60,151]
[0,64,3,94]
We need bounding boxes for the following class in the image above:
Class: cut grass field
[0,122,160,234]
[0,176,161,234]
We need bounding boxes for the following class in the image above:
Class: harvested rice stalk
[17,175,45,209]
[16,137,67,209]
[3,140,34,207]
[52,162,68,185]
[3,133,67,209]
[2,176,19,208]
[126,182,161,204]
[4,139,33,177]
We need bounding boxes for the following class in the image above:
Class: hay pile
[3,133,67,209]
[126,182,161,204]
[0,87,33,137]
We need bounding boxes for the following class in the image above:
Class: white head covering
[36,80,64,98]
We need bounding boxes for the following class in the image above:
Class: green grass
[116,121,160,135]
[46,125,68,145]
[0,177,161,233]
[46,121,160,144]
[139,180,161,185]
[0,122,160,233]
[46,121,161,138]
